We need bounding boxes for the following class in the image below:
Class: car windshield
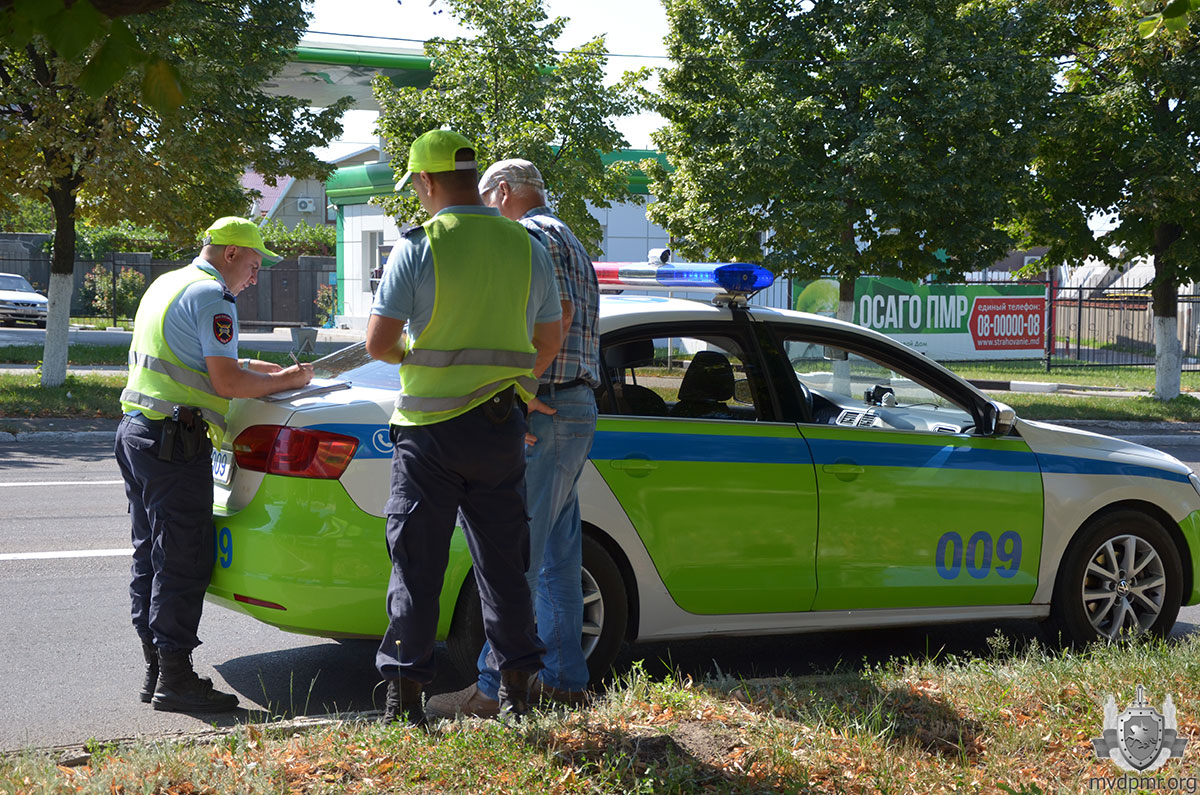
[0,274,36,293]
[310,341,400,389]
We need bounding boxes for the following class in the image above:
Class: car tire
[444,533,629,686]
[1048,510,1182,645]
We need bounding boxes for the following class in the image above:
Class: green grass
[0,373,126,420]
[3,637,1198,793]
[947,360,1200,393]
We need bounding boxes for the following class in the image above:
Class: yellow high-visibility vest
[391,212,537,426]
[120,263,231,446]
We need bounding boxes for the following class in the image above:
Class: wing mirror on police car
[733,378,753,405]
[979,400,1016,437]
[823,346,848,361]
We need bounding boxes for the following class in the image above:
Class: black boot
[152,649,239,713]
[497,670,532,720]
[380,677,425,727]
[139,642,158,704]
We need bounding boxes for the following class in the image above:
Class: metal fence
[1047,285,1200,371]
[0,255,336,328]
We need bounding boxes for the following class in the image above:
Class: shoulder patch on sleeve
[212,313,234,344]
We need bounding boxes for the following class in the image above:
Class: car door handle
[822,463,865,475]
[610,457,658,475]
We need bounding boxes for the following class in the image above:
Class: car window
[310,342,400,389]
[598,332,764,421]
[0,274,36,293]
[783,336,974,432]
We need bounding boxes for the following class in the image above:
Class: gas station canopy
[263,42,433,110]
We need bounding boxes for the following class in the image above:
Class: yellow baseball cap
[203,217,281,264]
[394,129,478,191]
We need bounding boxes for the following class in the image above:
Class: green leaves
[140,58,186,116]
[42,0,105,61]
[650,0,1053,287]
[77,20,139,96]
[372,0,643,256]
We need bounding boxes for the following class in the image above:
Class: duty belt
[536,378,590,397]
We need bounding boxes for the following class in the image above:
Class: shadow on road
[201,614,1200,729]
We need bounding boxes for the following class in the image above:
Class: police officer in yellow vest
[116,217,314,713]
[366,129,564,726]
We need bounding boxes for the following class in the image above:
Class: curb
[967,379,1138,395]
[0,430,116,443]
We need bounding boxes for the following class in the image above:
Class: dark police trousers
[114,413,215,653]
[375,395,545,684]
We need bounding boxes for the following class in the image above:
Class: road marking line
[0,548,131,561]
[0,480,123,487]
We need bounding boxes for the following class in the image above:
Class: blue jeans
[477,384,597,697]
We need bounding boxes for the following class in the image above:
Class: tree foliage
[0,0,349,385]
[372,0,645,257]
[1011,1,1198,398]
[647,0,1055,306]
[1129,0,1200,37]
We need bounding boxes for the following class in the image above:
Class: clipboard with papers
[260,378,352,403]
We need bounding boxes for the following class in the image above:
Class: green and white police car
[208,262,1200,682]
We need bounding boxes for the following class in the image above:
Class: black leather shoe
[152,649,238,713]
[381,677,426,727]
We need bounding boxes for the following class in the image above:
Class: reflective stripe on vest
[128,350,217,394]
[396,374,538,413]
[401,348,537,369]
[391,212,538,427]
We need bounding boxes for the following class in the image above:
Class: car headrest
[603,339,656,371]
[677,350,735,402]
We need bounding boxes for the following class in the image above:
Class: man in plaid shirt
[426,158,600,718]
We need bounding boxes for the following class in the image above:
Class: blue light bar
[594,262,775,293]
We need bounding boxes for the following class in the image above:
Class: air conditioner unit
[297,197,316,213]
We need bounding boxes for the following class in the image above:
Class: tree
[372,0,645,256]
[1012,3,1198,399]
[1,1,187,115]
[0,0,350,387]
[1130,0,1200,37]
[647,0,1055,320]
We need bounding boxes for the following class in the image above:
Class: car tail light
[232,425,359,479]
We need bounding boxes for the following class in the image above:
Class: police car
[208,262,1200,683]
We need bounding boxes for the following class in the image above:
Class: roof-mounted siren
[593,249,775,306]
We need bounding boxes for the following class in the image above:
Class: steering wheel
[796,378,814,422]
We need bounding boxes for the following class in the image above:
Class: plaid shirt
[520,206,600,387]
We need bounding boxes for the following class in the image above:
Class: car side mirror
[823,346,848,361]
[732,378,753,405]
[979,400,1016,436]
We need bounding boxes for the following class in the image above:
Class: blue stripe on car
[313,423,1191,484]
[1035,453,1190,484]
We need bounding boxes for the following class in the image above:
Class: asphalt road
[2,433,1200,753]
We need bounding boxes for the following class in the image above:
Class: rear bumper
[208,473,472,640]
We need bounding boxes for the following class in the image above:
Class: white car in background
[0,273,48,328]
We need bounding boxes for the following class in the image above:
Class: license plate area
[211,448,234,486]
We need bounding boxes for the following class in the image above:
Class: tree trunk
[40,183,77,388]
[1151,223,1183,401]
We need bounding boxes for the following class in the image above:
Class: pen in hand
[289,351,300,367]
